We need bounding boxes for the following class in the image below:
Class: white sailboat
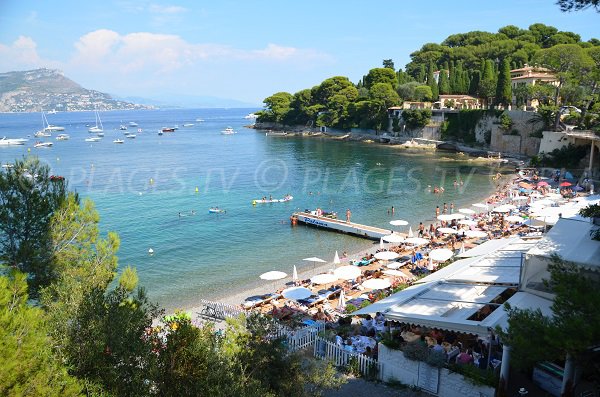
[38,112,64,134]
[88,110,104,133]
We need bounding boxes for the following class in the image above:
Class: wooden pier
[291,212,390,240]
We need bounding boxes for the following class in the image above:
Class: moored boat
[0,137,27,146]
[113,139,124,144]
[55,133,70,140]
[161,127,176,132]
[85,137,101,142]
[221,127,236,135]
[34,141,53,148]
[252,195,293,205]
[208,207,226,213]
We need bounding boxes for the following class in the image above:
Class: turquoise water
[0,109,509,310]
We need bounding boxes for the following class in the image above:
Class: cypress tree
[469,70,480,96]
[417,64,426,83]
[427,61,439,100]
[461,71,470,94]
[438,70,450,95]
[449,61,457,93]
[495,58,512,108]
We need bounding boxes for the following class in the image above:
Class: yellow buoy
[195,186,199,193]
[252,200,256,205]
[150,178,154,184]
[27,148,31,152]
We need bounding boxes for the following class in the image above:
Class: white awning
[457,237,522,258]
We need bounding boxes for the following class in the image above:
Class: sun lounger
[198,299,243,320]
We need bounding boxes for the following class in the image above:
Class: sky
[0,0,598,106]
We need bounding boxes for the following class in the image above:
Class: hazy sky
[0,0,598,105]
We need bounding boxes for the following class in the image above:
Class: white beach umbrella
[303,256,327,272]
[292,265,298,283]
[438,227,458,234]
[459,242,465,255]
[333,265,361,280]
[429,248,453,262]
[362,278,391,290]
[458,219,477,226]
[511,196,529,202]
[383,269,405,277]
[427,256,435,271]
[408,227,414,237]
[311,273,338,285]
[531,199,555,207]
[505,215,525,223]
[260,271,287,281]
[459,208,476,215]
[379,237,385,249]
[374,251,399,261]
[492,205,512,213]
[282,286,313,301]
[390,219,409,226]
[405,237,429,246]
[472,203,488,209]
[437,214,455,221]
[334,251,341,265]
[449,213,466,220]
[464,230,488,238]
[382,233,404,243]
[337,289,346,311]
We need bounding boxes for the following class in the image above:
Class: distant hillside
[0,68,152,112]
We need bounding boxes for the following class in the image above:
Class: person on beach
[346,208,351,222]
[391,206,395,215]
[418,222,425,237]
[435,206,440,217]
[443,203,448,214]
[450,203,454,214]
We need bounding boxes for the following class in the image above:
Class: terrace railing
[313,336,382,380]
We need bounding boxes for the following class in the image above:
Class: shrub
[402,109,432,129]
[499,113,513,131]
[402,341,429,361]
[539,143,588,168]
[447,363,499,387]
[345,303,357,314]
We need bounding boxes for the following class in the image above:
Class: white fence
[313,336,382,380]
[274,322,325,352]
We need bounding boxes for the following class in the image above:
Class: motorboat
[128,121,138,127]
[85,137,101,142]
[161,127,176,132]
[221,127,236,135]
[119,125,128,130]
[125,134,136,139]
[34,130,51,137]
[158,130,164,136]
[47,110,58,115]
[244,113,258,119]
[55,134,70,140]
[195,118,204,122]
[34,141,53,148]
[208,207,226,214]
[96,132,105,137]
[0,137,27,146]
[88,109,104,133]
[182,123,194,127]
[252,195,293,205]
[113,139,124,144]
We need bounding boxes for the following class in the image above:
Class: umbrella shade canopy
[437,214,455,221]
[459,208,476,215]
[530,199,554,207]
[337,289,346,310]
[383,269,405,277]
[512,196,529,201]
[303,257,327,263]
[459,242,465,254]
[386,261,404,269]
[505,215,525,223]
[311,273,338,285]
[458,219,477,226]
[390,220,409,226]
[374,251,400,261]
[333,265,361,280]
[438,227,458,234]
[260,271,287,281]
[334,251,341,264]
[382,233,404,243]
[559,181,572,187]
[449,213,466,220]
[282,286,313,301]
[427,256,435,270]
[492,205,512,213]
[379,237,384,249]
[408,227,414,237]
[405,237,430,246]
[464,230,488,238]
[472,203,488,209]
[292,265,298,281]
[429,248,453,262]
[362,278,391,290]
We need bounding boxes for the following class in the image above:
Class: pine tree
[495,58,512,108]
[427,61,439,100]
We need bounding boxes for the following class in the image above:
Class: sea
[0,108,512,311]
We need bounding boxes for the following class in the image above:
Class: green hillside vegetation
[257,23,600,134]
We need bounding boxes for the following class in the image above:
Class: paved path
[323,377,426,397]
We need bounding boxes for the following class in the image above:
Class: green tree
[478,59,496,107]
[382,59,395,69]
[401,109,432,129]
[427,61,439,100]
[495,58,512,107]
[0,271,81,396]
[259,92,294,123]
[414,85,433,101]
[0,157,68,298]
[557,0,600,12]
[534,44,590,129]
[438,70,450,95]
[578,47,600,126]
[397,81,420,100]
[364,68,398,90]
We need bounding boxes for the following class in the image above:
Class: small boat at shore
[252,195,293,205]
[265,131,288,137]
[161,127,176,132]
[221,127,236,135]
[208,207,226,213]
[0,137,27,146]
[85,137,101,142]
[113,139,124,144]
[55,134,70,140]
[34,141,53,148]
[182,123,194,127]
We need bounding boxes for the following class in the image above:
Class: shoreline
[174,173,514,317]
